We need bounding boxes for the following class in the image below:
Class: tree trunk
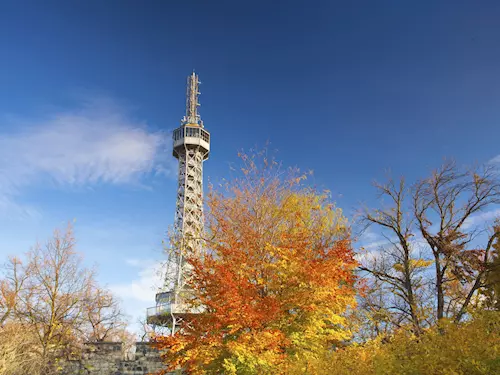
[435,256,444,320]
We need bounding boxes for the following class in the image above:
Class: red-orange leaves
[154,152,357,374]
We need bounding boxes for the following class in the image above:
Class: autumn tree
[0,323,45,375]
[0,256,28,325]
[359,178,432,335]
[15,226,98,360]
[154,152,358,375]
[360,160,500,331]
[0,224,129,373]
[81,285,128,342]
[413,161,500,322]
[483,223,500,310]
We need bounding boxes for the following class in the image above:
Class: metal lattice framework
[174,147,205,254]
[147,72,210,335]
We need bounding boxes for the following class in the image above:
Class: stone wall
[60,342,168,375]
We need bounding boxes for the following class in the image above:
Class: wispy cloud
[0,196,41,220]
[109,258,165,331]
[111,259,163,303]
[462,209,500,230]
[357,227,393,251]
[358,227,380,243]
[0,97,176,218]
[354,248,379,264]
[361,239,391,251]
[356,226,431,264]
[489,154,500,164]
[0,97,174,194]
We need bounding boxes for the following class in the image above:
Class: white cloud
[0,98,175,196]
[0,196,41,220]
[489,154,500,164]
[361,239,391,250]
[354,248,379,264]
[358,227,380,243]
[462,209,500,230]
[109,258,166,333]
[357,227,394,251]
[111,259,163,303]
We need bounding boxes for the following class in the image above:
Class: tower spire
[182,72,203,127]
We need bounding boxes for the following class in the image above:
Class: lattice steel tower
[147,72,210,333]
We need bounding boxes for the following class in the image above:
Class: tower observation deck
[147,73,210,334]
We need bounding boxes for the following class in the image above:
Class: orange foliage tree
[154,152,358,374]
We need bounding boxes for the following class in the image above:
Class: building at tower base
[58,342,168,375]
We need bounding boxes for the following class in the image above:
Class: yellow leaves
[393,263,405,272]
[412,259,433,268]
[393,259,433,273]
[290,312,500,375]
[220,330,287,374]
[222,358,238,374]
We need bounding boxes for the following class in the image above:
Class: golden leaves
[154,151,357,374]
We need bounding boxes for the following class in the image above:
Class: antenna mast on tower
[184,72,203,127]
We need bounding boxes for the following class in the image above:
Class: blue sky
[1,0,500,332]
